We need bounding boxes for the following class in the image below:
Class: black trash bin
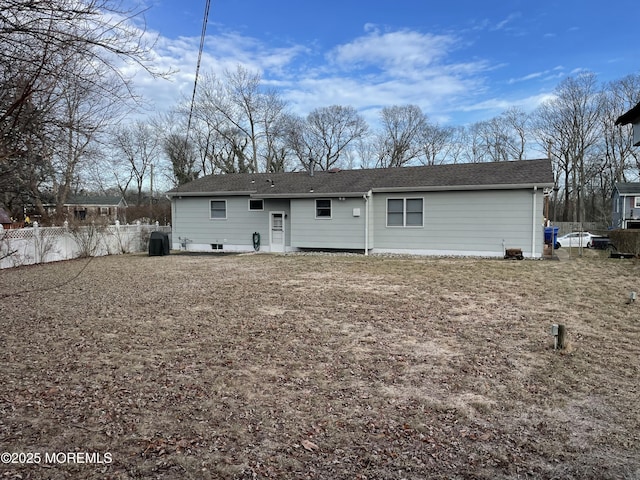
[149,231,170,256]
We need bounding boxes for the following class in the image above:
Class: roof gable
[0,208,11,224]
[615,101,640,126]
[64,195,127,207]
[615,182,640,195]
[168,159,554,197]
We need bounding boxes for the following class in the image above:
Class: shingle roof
[167,159,554,197]
[64,195,126,206]
[615,182,640,195]
[0,208,11,224]
[615,102,640,126]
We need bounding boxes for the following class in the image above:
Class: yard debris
[301,439,320,451]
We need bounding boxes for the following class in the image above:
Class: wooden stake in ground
[557,324,567,350]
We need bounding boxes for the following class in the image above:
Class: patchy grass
[1,252,639,479]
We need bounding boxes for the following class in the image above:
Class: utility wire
[184,0,211,145]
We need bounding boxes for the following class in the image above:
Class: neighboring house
[615,101,640,146]
[0,207,13,229]
[42,195,127,222]
[612,183,640,229]
[610,103,640,229]
[167,159,554,258]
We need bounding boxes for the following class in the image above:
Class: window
[316,199,332,218]
[386,198,423,227]
[635,197,640,209]
[249,199,264,211]
[387,199,404,226]
[210,200,226,219]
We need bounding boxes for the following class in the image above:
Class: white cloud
[508,66,564,84]
[327,28,457,73]
[123,24,497,127]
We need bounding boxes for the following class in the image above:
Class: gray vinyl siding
[290,197,367,249]
[613,193,640,229]
[612,191,622,228]
[372,189,543,255]
[172,196,290,247]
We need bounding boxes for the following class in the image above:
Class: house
[612,183,640,229]
[166,159,554,258]
[615,101,640,146]
[40,195,127,222]
[0,207,13,229]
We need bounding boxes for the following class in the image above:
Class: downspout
[363,190,371,256]
[531,186,538,258]
[622,195,627,229]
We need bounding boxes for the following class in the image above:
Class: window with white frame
[386,198,423,227]
[249,199,264,211]
[315,199,332,218]
[210,200,227,219]
[634,197,640,209]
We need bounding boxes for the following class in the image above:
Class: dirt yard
[0,251,639,479]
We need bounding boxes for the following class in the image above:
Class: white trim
[385,197,424,228]
[209,199,227,220]
[364,190,371,255]
[373,183,554,193]
[248,198,264,211]
[315,199,332,219]
[531,187,537,257]
[167,191,254,198]
[269,211,286,253]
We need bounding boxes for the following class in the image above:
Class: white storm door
[270,212,285,252]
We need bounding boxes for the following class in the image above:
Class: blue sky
[128,0,639,127]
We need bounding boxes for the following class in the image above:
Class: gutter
[532,186,537,257]
[372,183,554,193]
[253,192,368,199]
[165,191,255,198]
[363,190,371,255]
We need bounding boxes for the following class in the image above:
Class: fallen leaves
[0,253,638,479]
[301,439,319,452]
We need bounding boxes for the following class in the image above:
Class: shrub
[608,229,640,255]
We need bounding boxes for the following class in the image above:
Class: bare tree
[421,123,455,165]
[376,105,426,167]
[188,66,289,173]
[1,0,166,214]
[155,111,200,186]
[501,107,529,161]
[163,133,199,186]
[110,122,161,206]
[602,74,640,183]
[469,108,529,163]
[50,60,128,217]
[286,105,368,172]
[534,72,604,222]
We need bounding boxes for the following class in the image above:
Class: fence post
[33,221,40,264]
[63,220,69,260]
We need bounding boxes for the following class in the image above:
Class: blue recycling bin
[544,226,559,247]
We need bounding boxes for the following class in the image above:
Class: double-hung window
[386,198,423,227]
[316,199,332,218]
[210,200,227,219]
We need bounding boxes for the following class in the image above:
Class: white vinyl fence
[0,221,171,269]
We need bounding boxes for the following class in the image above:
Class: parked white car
[555,232,597,249]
